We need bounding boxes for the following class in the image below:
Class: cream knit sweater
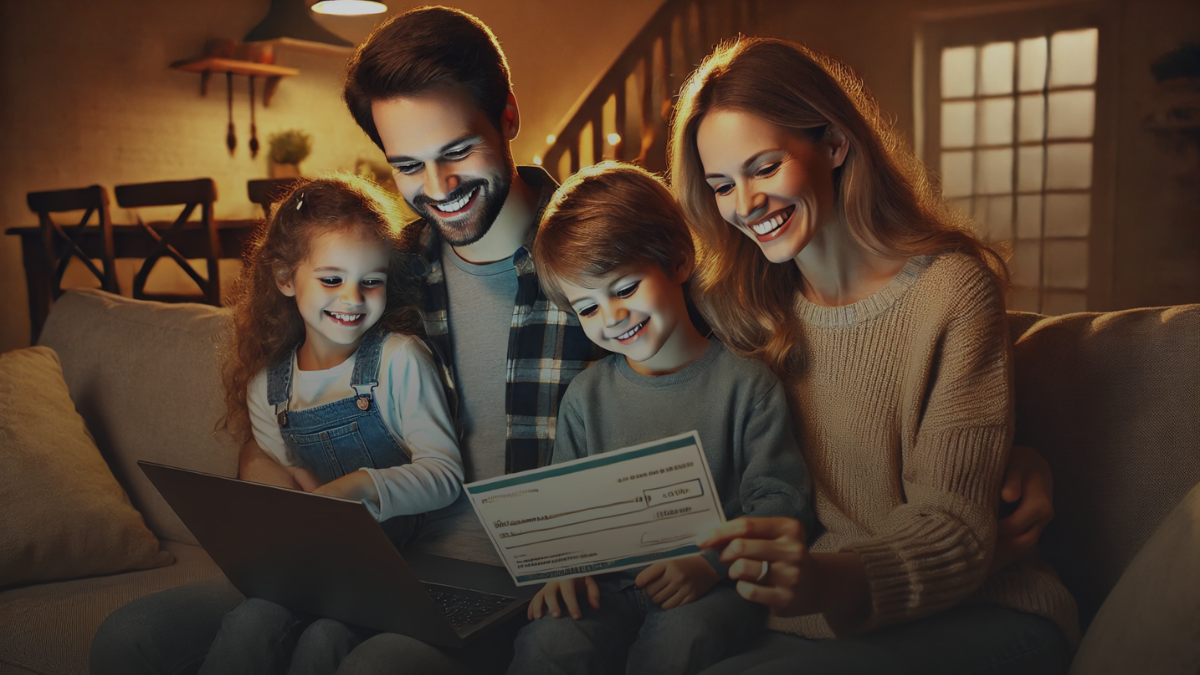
[768,253,1080,647]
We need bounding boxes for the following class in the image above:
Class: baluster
[593,113,605,166]
[615,81,627,162]
[640,49,653,161]
[659,28,673,122]
[570,137,581,175]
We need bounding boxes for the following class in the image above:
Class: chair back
[247,178,300,219]
[114,178,221,306]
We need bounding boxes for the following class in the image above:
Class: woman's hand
[635,555,719,609]
[993,445,1054,573]
[699,517,870,631]
[528,576,601,620]
[312,470,379,509]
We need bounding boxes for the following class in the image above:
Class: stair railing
[539,0,759,181]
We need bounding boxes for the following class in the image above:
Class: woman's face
[696,109,844,263]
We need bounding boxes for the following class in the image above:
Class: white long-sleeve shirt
[247,333,463,521]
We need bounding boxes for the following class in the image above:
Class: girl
[207,174,463,675]
[668,39,1079,673]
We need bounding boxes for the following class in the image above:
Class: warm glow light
[312,1,388,16]
[607,133,621,145]
[546,134,556,144]
[533,156,543,165]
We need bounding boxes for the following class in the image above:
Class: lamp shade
[244,0,354,47]
[311,1,388,15]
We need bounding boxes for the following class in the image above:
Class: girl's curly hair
[220,174,423,442]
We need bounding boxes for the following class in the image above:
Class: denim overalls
[267,331,421,545]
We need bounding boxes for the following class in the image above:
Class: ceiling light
[311,1,388,16]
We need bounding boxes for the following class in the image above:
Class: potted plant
[268,129,312,178]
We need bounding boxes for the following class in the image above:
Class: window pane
[947,197,974,220]
[1043,239,1088,289]
[1011,239,1041,288]
[1018,146,1045,192]
[980,42,1015,95]
[978,148,1013,195]
[941,151,975,197]
[1046,142,1093,190]
[981,196,1013,242]
[1018,37,1047,92]
[1016,195,1042,238]
[942,46,977,98]
[1047,90,1095,139]
[1045,193,1091,237]
[1018,94,1045,142]
[941,101,977,148]
[1010,287,1041,312]
[980,98,1014,145]
[1043,290,1087,315]
[1049,28,1098,88]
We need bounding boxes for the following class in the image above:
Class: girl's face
[278,230,390,368]
[696,109,845,264]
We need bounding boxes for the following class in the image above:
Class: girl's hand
[528,576,600,620]
[312,470,380,511]
[993,444,1054,573]
[635,556,719,609]
[288,465,324,493]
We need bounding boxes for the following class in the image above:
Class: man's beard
[409,165,514,248]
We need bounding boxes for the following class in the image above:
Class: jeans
[335,617,523,675]
[506,575,767,675]
[695,604,1071,675]
[90,578,244,675]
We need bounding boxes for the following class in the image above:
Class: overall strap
[267,350,295,426]
[349,331,386,410]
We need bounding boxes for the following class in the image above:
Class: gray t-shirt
[552,339,814,578]
[410,242,518,566]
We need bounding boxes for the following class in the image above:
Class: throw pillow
[0,346,173,586]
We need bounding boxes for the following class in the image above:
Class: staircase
[539,0,761,181]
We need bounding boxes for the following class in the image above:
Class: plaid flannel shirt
[409,166,602,474]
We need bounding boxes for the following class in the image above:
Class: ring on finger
[755,559,769,583]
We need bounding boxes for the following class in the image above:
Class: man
[91,7,1055,674]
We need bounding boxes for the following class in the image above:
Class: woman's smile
[746,204,797,242]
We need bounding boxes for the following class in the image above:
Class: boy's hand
[528,576,601,620]
[635,555,719,609]
[313,470,380,510]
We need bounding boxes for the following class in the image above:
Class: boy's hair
[220,174,423,442]
[343,6,513,151]
[534,161,696,312]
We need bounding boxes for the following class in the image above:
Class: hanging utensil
[249,76,260,159]
[225,72,237,155]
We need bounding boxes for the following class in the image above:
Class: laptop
[138,460,536,649]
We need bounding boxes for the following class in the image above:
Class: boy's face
[373,87,516,247]
[559,260,691,371]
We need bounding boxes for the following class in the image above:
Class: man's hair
[343,6,512,150]
[534,161,696,312]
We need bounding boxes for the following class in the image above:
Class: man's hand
[635,555,720,610]
[993,444,1055,573]
[313,470,380,510]
[528,576,601,620]
[238,438,300,489]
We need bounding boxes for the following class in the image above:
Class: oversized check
[464,432,724,586]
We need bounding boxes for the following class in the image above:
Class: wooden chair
[25,184,119,342]
[114,178,222,306]
[248,178,300,219]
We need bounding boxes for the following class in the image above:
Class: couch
[1,289,1196,675]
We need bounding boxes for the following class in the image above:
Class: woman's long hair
[220,174,423,442]
[670,37,1008,377]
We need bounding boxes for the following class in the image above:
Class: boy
[507,162,814,675]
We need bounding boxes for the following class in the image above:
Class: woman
[669,38,1078,673]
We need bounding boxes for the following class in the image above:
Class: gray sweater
[552,339,814,577]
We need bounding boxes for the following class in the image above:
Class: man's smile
[430,186,480,216]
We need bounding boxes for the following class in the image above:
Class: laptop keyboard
[423,583,515,628]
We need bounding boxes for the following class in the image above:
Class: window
[919,8,1112,315]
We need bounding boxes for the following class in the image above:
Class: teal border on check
[515,544,702,583]
[466,436,696,494]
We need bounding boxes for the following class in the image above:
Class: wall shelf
[170,57,299,107]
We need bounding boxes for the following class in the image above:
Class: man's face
[373,88,515,247]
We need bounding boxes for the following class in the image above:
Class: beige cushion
[37,290,240,546]
[1069,481,1200,675]
[0,346,173,586]
[1010,305,1200,629]
[0,540,222,675]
